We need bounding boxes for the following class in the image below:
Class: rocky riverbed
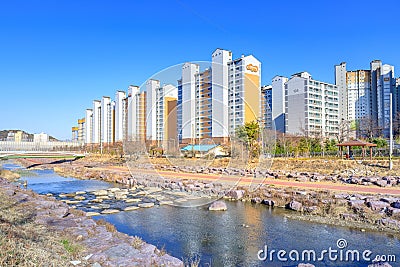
[15,158,400,234]
[52,162,400,236]
[0,176,183,267]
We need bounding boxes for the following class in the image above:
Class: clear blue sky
[1,0,399,140]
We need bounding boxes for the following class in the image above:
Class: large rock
[366,201,390,211]
[208,201,227,211]
[286,200,302,211]
[262,199,275,207]
[391,201,400,209]
[226,190,245,200]
[349,200,365,209]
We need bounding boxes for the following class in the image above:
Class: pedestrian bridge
[0,151,85,160]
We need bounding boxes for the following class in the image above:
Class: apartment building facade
[285,72,339,138]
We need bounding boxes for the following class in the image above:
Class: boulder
[286,200,302,211]
[262,199,275,207]
[366,201,390,211]
[251,197,262,204]
[386,207,400,216]
[208,201,227,211]
[226,190,245,200]
[349,200,365,209]
[391,201,400,209]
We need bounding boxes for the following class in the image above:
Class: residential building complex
[74,48,400,150]
[285,72,339,138]
[335,60,397,138]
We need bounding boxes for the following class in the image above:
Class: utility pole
[389,93,393,170]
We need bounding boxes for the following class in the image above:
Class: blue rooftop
[181,144,218,152]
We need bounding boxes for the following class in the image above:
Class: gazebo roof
[336,139,377,147]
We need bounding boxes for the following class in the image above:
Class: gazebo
[336,139,377,160]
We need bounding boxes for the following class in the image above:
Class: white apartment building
[211,48,231,139]
[85,109,93,144]
[115,90,126,142]
[101,96,114,144]
[335,62,348,122]
[285,72,339,138]
[271,75,288,133]
[146,80,160,141]
[194,68,212,140]
[92,100,101,144]
[346,70,371,124]
[227,54,261,136]
[179,63,199,143]
[156,84,177,142]
[127,85,141,141]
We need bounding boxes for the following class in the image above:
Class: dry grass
[96,218,117,232]
[0,191,84,266]
[131,236,144,249]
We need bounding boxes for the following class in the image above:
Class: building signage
[246,64,259,73]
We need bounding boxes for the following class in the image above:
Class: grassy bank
[0,190,84,266]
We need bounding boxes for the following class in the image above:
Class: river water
[3,162,400,267]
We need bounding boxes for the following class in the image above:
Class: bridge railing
[0,141,84,152]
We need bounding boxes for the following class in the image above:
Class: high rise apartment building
[101,96,114,144]
[285,72,339,138]
[335,60,396,137]
[115,91,126,142]
[85,109,93,144]
[271,76,288,133]
[127,85,146,141]
[156,84,177,143]
[261,85,272,130]
[80,48,262,146]
[227,54,261,136]
[178,63,199,144]
[92,100,101,144]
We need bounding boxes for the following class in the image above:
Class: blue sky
[1,0,399,140]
